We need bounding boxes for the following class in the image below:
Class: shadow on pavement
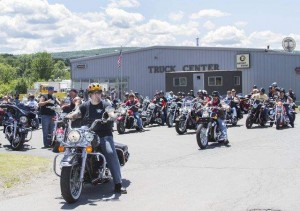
[198,142,231,150]
[59,179,131,209]
[2,143,36,151]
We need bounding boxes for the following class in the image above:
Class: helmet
[177,91,182,96]
[197,89,203,94]
[187,92,191,96]
[260,88,265,93]
[134,92,139,96]
[182,92,185,96]
[271,82,277,87]
[268,86,272,89]
[253,85,257,89]
[202,90,207,96]
[125,92,129,97]
[280,88,285,93]
[212,91,220,97]
[190,90,194,93]
[28,94,34,99]
[87,83,102,93]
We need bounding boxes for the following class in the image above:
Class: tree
[15,78,28,94]
[31,52,54,80]
[52,60,70,80]
[0,63,17,83]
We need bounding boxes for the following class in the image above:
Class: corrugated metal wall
[71,46,300,101]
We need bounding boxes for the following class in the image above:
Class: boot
[114,183,127,194]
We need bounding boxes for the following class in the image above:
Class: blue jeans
[217,118,227,140]
[133,112,143,129]
[41,115,55,147]
[100,136,122,185]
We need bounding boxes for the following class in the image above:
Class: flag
[117,50,122,68]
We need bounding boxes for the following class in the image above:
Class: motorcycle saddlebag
[114,142,130,166]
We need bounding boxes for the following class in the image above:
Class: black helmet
[280,88,285,93]
[134,92,139,96]
[260,88,265,93]
[253,85,257,89]
[268,86,272,89]
[177,91,182,96]
[182,92,186,96]
[212,91,220,97]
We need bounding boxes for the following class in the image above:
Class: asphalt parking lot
[0,114,299,211]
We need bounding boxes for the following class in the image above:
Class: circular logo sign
[282,37,296,52]
[240,55,246,61]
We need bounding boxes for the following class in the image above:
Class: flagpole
[120,46,123,101]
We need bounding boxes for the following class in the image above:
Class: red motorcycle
[116,105,144,134]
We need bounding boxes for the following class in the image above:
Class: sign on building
[236,54,250,69]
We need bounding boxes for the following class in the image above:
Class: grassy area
[0,153,51,188]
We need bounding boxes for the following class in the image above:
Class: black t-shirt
[79,101,113,138]
[40,94,56,116]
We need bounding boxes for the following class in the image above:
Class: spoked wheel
[31,118,40,130]
[196,124,208,149]
[61,164,83,203]
[11,133,25,151]
[117,122,126,134]
[232,117,238,126]
[166,113,174,127]
[175,120,187,135]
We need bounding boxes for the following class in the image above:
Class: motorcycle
[239,94,251,114]
[196,106,229,149]
[0,104,33,150]
[143,101,164,126]
[53,107,129,203]
[18,103,40,130]
[271,101,295,129]
[116,105,145,134]
[175,101,200,135]
[166,100,182,127]
[245,100,268,129]
[222,101,238,126]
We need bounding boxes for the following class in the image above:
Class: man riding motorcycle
[277,88,294,128]
[251,87,269,121]
[124,93,144,131]
[153,91,167,124]
[206,91,229,143]
[66,83,127,194]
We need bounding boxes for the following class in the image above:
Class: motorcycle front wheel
[166,113,174,127]
[11,133,25,151]
[61,164,83,203]
[117,121,126,134]
[245,116,253,129]
[175,120,187,135]
[196,124,208,149]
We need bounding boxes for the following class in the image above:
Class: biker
[251,88,269,121]
[66,83,127,194]
[25,94,38,110]
[231,89,242,118]
[190,90,196,98]
[123,92,129,103]
[38,86,61,148]
[206,91,229,143]
[288,89,296,102]
[152,91,167,124]
[224,90,237,119]
[124,93,144,131]
[135,92,144,106]
[278,88,294,128]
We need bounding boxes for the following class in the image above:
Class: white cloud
[234,21,248,28]
[190,9,230,19]
[201,26,250,47]
[203,21,215,30]
[168,11,184,22]
[108,0,140,9]
[105,7,144,28]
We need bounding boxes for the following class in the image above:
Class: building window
[208,76,223,86]
[234,76,240,86]
[173,77,187,87]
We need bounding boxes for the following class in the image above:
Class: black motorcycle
[53,108,129,203]
[245,99,268,129]
[196,106,229,149]
[166,100,182,127]
[18,103,40,130]
[0,103,33,150]
[175,101,200,134]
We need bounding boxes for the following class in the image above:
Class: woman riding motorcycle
[124,93,144,131]
[277,88,294,128]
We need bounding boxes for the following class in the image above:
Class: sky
[0,0,299,54]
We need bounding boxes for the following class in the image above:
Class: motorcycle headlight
[20,116,28,124]
[85,132,94,142]
[67,130,81,143]
[121,109,126,115]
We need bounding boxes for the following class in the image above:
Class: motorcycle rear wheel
[276,117,281,130]
[175,120,187,135]
[196,124,208,149]
[61,164,83,203]
[11,133,25,151]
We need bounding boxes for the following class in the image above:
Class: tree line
[0,52,70,97]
